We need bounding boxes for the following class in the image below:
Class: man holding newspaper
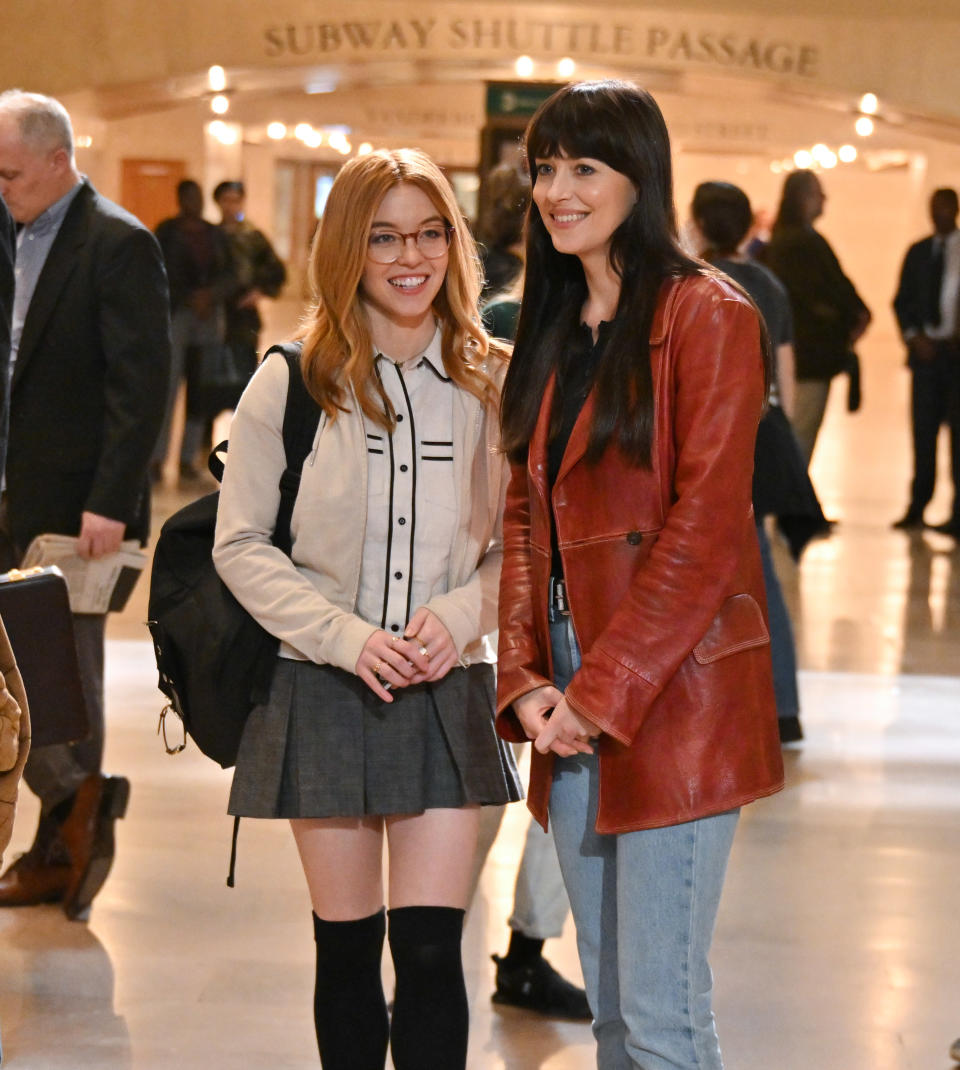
[0,90,170,919]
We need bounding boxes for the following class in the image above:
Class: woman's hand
[404,608,458,683]
[356,630,431,702]
[534,697,600,758]
[512,684,564,741]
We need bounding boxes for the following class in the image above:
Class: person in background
[477,162,528,302]
[476,172,590,1019]
[213,148,521,1070]
[212,180,287,399]
[691,179,824,745]
[891,188,960,536]
[765,169,871,465]
[0,90,169,920]
[0,186,12,477]
[0,193,26,1068]
[497,80,784,1070]
[153,179,235,482]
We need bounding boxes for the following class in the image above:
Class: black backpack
[147,343,322,771]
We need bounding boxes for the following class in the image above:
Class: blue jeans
[755,520,800,721]
[548,616,739,1070]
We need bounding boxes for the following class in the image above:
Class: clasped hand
[513,684,601,757]
[355,606,458,702]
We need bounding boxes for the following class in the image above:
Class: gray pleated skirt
[228,657,523,819]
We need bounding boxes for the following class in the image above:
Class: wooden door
[120,159,186,231]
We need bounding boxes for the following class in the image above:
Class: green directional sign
[486,83,558,118]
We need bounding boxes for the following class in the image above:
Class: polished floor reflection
[1,323,958,1068]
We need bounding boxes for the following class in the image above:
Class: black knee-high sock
[388,906,468,1070]
[312,910,389,1070]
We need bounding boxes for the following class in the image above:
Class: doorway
[120,159,186,231]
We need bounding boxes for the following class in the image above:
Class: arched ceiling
[6,0,960,134]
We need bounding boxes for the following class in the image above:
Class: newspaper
[21,534,147,614]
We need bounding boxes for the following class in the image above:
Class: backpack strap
[263,341,322,557]
[226,341,321,890]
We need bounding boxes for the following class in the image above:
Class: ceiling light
[294,123,314,142]
[208,120,238,145]
[267,122,287,140]
[820,150,838,169]
[515,55,534,78]
[208,66,226,92]
[794,149,813,168]
[557,57,576,78]
[210,94,230,115]
[358,142,373,156]
[859,92,878,115]
[855,116,875,137]
[838,144,857,163]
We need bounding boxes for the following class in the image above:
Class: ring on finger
[373,660,382,677]
[418,644,429,658]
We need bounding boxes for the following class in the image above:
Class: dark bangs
[526,82,640,177]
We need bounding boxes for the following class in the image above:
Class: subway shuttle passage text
[262,17,820,78]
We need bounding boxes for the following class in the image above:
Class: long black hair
[773,169,818,230]
[500,80,701,467]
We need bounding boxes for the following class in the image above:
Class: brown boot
[0,849,70,906]
[61,773,130,921]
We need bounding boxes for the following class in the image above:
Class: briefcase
[0,566,89,748]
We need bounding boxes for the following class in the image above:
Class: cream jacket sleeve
[213,355,377,672]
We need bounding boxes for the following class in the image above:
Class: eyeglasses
[367,225,452,264]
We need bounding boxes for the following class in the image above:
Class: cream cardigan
[213,347,507,674]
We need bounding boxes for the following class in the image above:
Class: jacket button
[626,530,642,545]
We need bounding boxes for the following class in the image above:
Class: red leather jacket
[496,273,785,833]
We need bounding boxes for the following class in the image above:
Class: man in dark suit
[0,90,170,919]
[0,194,13,478]
[892,188,960,534]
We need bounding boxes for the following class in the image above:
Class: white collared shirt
[356,330,457,635]
[927,229,960,339]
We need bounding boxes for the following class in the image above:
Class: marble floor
[1,320,959,1069]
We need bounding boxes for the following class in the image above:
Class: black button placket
[380,362,417,635]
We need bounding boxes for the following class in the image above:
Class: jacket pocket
[692,593,769,665]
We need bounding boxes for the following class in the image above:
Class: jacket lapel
[554,278,675,487]
[528,372,556,509]
[13,182,92,389]
[554,391,595,486]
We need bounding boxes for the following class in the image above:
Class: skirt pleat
[229,658,522,819]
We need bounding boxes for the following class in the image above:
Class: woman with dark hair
[497,81,784,1068]
[214,148,521,1070]
[478,162,530,301]
[766,169,870,463]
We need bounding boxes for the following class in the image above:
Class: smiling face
[532,153,637,267]
[359,182,449,336]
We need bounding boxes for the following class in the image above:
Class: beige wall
[6,1,960,125]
